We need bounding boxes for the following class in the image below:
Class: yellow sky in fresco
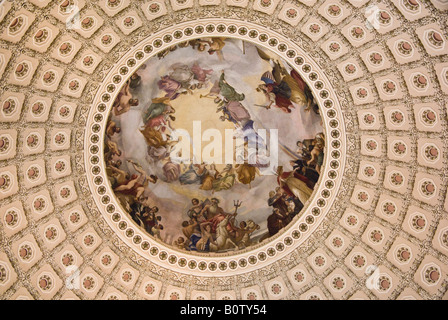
[169,73,267,170]
[170,87,234,170]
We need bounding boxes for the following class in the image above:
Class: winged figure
[255,47,319,114]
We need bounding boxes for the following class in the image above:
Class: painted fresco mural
[104,37,324,253]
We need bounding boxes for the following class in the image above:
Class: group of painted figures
[176,198,260,252]
[104,37,324,252]
[173,133,325,252]
[266,138,324,240]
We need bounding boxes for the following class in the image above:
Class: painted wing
[255,47,285,84]
[282,73,307,105]
[271,61,284,85]
[216,50,224,61]
[255,46,272,62]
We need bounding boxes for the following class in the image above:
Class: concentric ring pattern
[0,0,447,300]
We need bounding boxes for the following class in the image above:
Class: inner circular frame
[85,19,346,276]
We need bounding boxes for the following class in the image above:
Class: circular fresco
[86,20,346,274]
[104,37,324,254]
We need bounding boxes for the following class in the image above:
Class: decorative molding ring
[84,19,346,276]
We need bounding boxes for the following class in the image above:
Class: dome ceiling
[0,0,447,300]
